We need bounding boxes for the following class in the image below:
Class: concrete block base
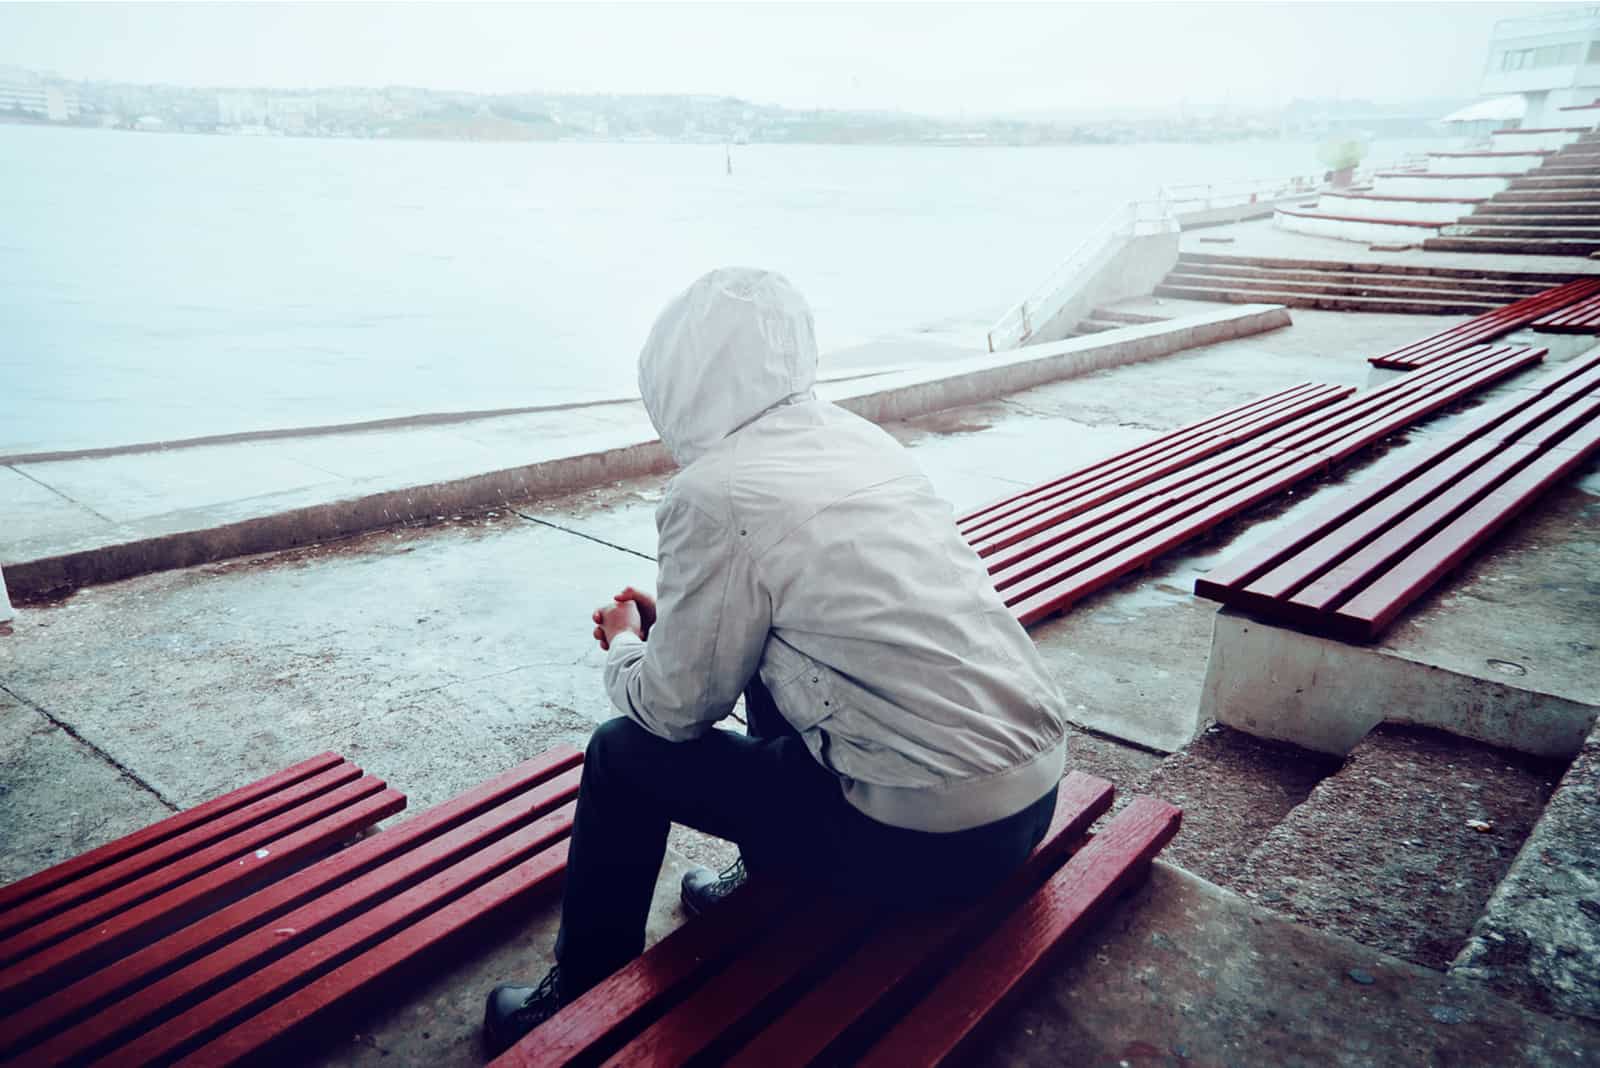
[0,566,12,623]
[1199,608,1599,760]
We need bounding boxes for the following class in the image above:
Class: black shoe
[680,857,748,918]
[483,965,564,1057]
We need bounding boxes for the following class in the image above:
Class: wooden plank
[963,383,1344,543]
[0,777,398,1010]
[0,759,361,943]
[1333,427,1600,639]
[494,882,801,1068]
[1238,440,1501,606]
[11,765,580,1065]
[723,773,1114,1068]
[854,797,1182,1068]
[1373,279,1600,368]
[0,753,346,916]
[1013,453,1329,627]
[1286,446,1538,618]
[1,748,579,1060]
[110,804,578,1067]
[968,386,1349,556]
[957,384,1326,531]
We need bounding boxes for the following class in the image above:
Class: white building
[0,67,80,121]
[1480,7,1600,126]
[217,91,269,126]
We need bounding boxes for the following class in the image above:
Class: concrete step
[1508,175,1600,191]
[1088,306,1168,325]
[1477,198,1600,216]
[1233,724,1563,970]
[1168,262,1549,297]
[1451,718,1600,1023]
[1445,223,1600,240]
[1174,251,1582,285]
[1162,271,1527,306]
[1493,188,1600,205]
[1467,211,1600,228]
[1153,283,1500,315]
[1422,235,1600,256]
[1130,724,1337,887]
[1070,318,1126,335]
[1532,165,1600,178]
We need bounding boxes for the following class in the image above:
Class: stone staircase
[1065,305,1170,337]
[1154,252,1581,314]
[1428,132,1600,256]
[1121,718,1598,1026]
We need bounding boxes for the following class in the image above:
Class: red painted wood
[1334,430,1600,638]
[603,896,880,1068]
[1239,440,1503,608]
[108,803,578,1067]
[11,767,579,1065]
[1287,446,1537,618]
[969,386,1350,556]
[0,753,345,916]
[1534,292,1600,332]
[0,774,390,1005]
[1372,278,1600,369]
[957,384,1326,530]
[855,797,1182,1068]
[0,777,396,1010]
[1013,453,1329,626]
[723,773,1114,1068]
[0,747,579,1060]
[495,882,801,1068]
[1479,392,1600,450]
[0,758,359,943]
[961,383,1343,542]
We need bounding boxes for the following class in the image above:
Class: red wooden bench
[1370,276,1600,369]
[963,343,1545,627]
[1194,348,1600,641]
[493,772,1181,1068]
[1,747,582,1067]
[1533,289,1600,333]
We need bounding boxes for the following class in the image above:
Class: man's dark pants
[554,682,1058,998]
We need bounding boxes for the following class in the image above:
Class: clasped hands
[592,586,655,651]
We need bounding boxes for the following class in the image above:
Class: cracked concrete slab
[0,686,174,885]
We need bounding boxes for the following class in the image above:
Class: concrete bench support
[1199,608,1598,759]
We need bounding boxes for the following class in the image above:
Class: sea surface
[1,125,1454,455]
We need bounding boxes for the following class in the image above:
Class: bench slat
[957,383,1329,533]
[0,747,579,1060]
[13,766,579,1065]
[0,753,346,916]
[109,803,577,1066]
[0,760,363,943]
[854,797,1182,1068]
[1287,445,1536,618]
[1333,425,1600,638]
[722,772,1114,1068]
[496,883,801,1068]
[0,774,391,1005]
[1373,278,1600,368]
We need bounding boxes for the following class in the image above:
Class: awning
[1440,96,1526,123]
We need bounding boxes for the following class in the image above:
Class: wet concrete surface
[4,304,1598,1062]
[993,862,1600,1068]
[1234,725,1564,971]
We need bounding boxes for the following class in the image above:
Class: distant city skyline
[0,1,1569,119]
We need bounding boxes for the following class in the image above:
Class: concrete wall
[1200,609,1598,760]
[1274,209,1440,245]
[1315,192,1480,224]
[1028,230,1182,345]
[1492,129,1583,153]
[1373,174,1515,199]
[1429,152,1547,175]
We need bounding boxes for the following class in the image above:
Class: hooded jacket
[605,267,1068,834]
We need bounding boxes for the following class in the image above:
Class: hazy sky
[0,2,1576,116]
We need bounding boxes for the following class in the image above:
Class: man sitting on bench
[484,267,1070,1055]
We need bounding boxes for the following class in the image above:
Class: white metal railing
[986,199,1177,352]
[1159,173,1323,216]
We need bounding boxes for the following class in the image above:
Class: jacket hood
[638,267,818,465]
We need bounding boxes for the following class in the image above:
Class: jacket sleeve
[603,492,770,742]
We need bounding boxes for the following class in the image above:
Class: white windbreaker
[605,267,1068,834]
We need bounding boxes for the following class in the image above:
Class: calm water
[1,125,1452,455]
